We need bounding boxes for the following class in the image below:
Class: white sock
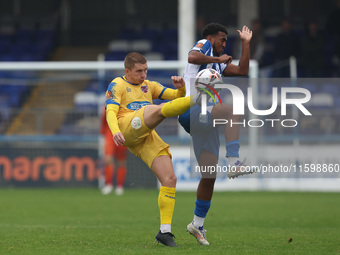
[160,224,171,233]
[227,157,239,166]
[193,215,205,228]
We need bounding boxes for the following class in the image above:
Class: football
[194,68,222,94]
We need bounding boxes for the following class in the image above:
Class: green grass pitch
[0,188,339,255]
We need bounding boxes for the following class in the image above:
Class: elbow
[188,52,199,64]
[239,66,249,76]
[188,55,195,64]
[240,70,249,76]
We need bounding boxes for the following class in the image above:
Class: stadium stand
[1,3,339,139]
[0,20,57,134]
[105,25,179,61]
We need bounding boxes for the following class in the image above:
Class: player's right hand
[218,54,232,65]
[171,76,185,89]
[113,132,125,146]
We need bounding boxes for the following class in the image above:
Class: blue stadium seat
[36,29,55,41]
[140,28,161,42]
[84,80,99,93]
[19,54,37,62]
[0,54,18,61]
[57,124,80,135]
[161,28,178,42]
[16,28,36,42]
[333,97,340,109]
[0,71,11,78]
[0,96,11,128]
[131,39,152,53]
[320,83,339,95]
[0,40,11,54]
[163,53,177,60]
[105,51,128,61]
[153,41,177,60]
[309,92,333,109]
[118,28,139,40]
[299,83,319,94]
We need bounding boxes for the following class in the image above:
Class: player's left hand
[237,25,252,43]
[171,76,185,89]
[113,132,125,146]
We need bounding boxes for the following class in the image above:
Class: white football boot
[187,221,209,245]
[227,158,257,179]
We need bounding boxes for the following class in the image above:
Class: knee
[153,105,165,119]
[164,174,177,188]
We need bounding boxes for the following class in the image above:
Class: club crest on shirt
[126,87,131,92]
[141,85,148,93]
[195,42,204,49]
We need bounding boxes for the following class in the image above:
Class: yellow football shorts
[118,106,171,168]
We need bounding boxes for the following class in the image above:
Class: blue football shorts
[178,103,220,160]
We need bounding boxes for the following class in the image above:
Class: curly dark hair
[202,23,228,38]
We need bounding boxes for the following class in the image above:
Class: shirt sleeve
[105,80,121,107]
[106,104,120,135]
[191,39,211,54]
[160,86,186,100]
[149,80,186,100]
[105,79,122,135]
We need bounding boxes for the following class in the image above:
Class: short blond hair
[124,52,147,70]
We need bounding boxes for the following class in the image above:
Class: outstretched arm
[158,76,186,100]
[223,25,252,76]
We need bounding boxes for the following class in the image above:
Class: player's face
[126,63,148,84]
[211,32,227,56]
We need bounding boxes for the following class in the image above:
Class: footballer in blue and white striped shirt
[179,23,255,246]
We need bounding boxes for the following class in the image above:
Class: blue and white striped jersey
[183,39,227,96]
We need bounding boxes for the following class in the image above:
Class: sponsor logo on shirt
[106,90,113,100]
[127,101,151,111]
[106,82,117,101]
[131,117,142,129]
[194,42,204,49]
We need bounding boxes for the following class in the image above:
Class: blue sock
[226,140,240,158]
[194,199,211,218]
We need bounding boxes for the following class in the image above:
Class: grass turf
[0,188,339,255]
